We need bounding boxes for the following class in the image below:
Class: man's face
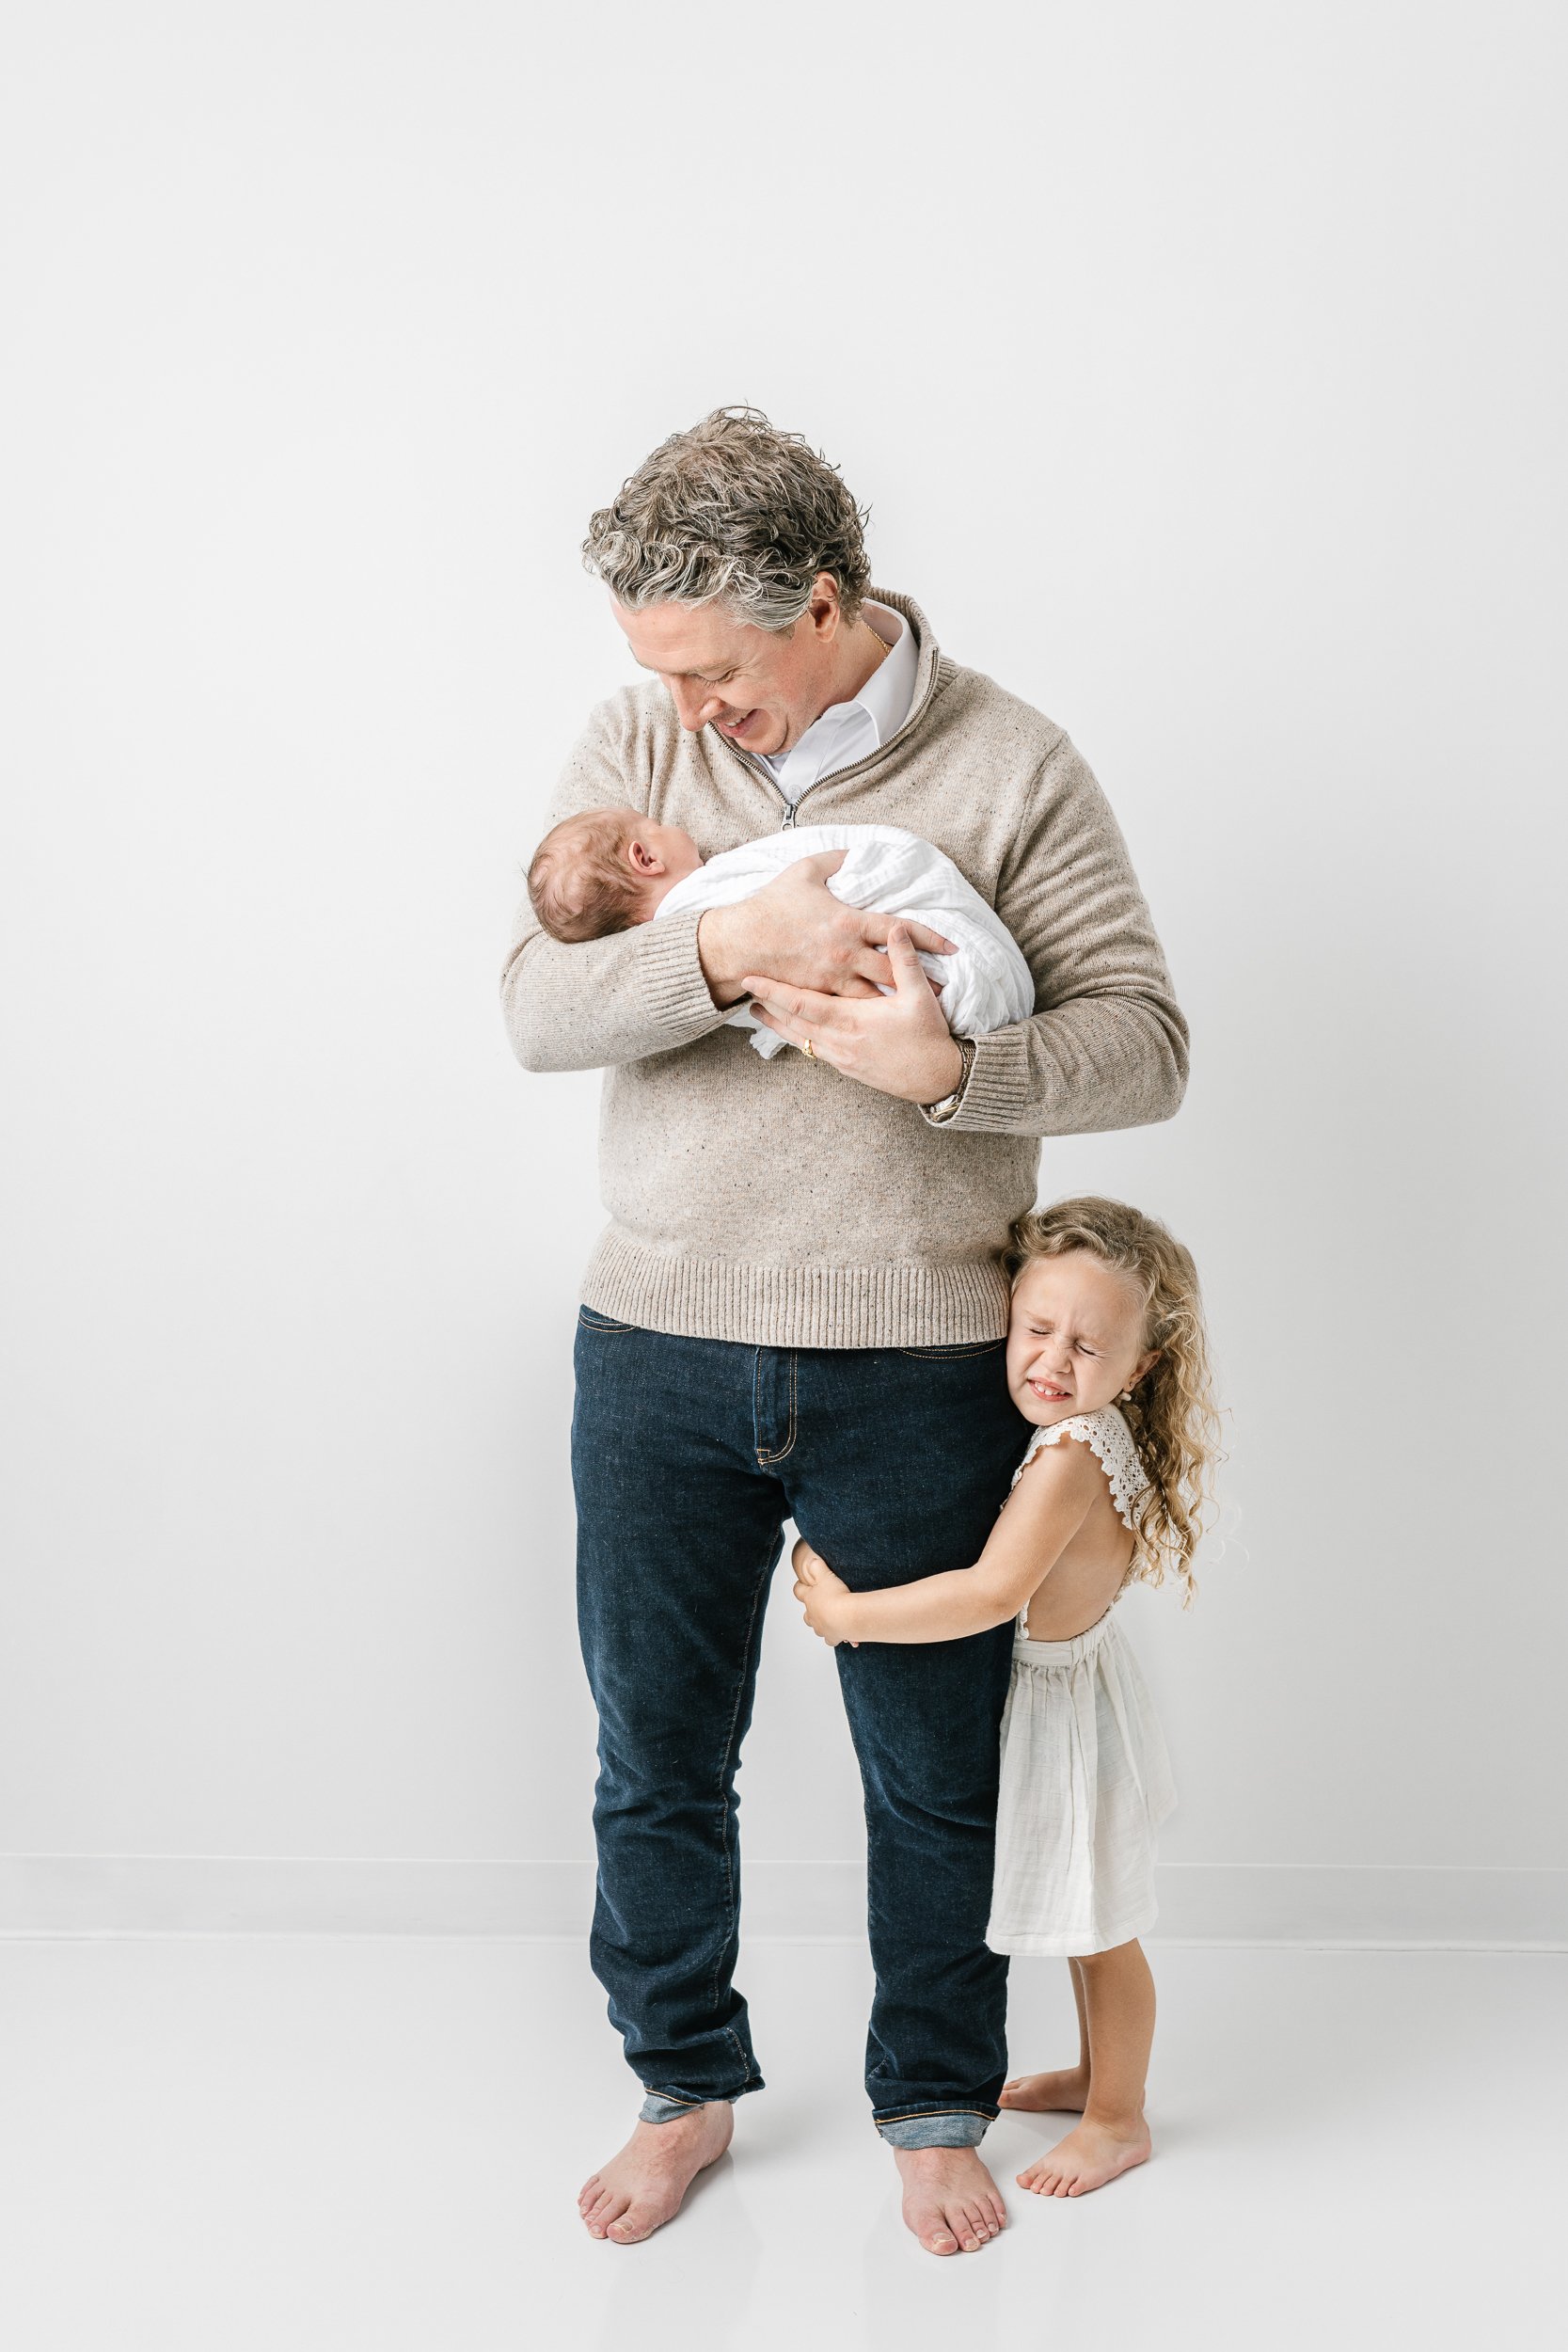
[611,579,847,758]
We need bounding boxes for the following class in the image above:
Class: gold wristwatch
[922,1037,976,1123]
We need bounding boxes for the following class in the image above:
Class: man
[501,408,1188,2255]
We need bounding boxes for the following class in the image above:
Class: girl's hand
[791,1534,860,1647]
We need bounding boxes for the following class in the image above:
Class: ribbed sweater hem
[580,1230,1012,1349]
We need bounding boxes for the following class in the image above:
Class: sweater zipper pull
[780,801,797,832]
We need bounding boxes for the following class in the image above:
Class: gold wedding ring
[800,1038,816,1059]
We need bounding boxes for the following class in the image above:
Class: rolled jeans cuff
[640,2092,737,2125]
[876,2109,991,2151]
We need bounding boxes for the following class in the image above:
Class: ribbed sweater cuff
[923,1023,1036,1134]
[640,908,733,1041]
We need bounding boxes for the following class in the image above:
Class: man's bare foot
[998,2065,1089,2113]
[1017,2114,1150,2199]
[893,2145,1007,2256]
[578,2104,734,2244]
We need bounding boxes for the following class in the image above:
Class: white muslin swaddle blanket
[655,822,1036,1057]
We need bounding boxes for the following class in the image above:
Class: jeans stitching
[874,2106,995,2122]
[754,1348,798,1465]
[704,1535,774,2032]
[772,1350,799,1463]
[894,1341,1003,1359]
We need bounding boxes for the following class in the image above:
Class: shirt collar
[760,597,919,778]
[853,598,918,749]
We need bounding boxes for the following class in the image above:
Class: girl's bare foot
[1017,2114,1150,2198]
[578,2104,733,2244]
[998,2064,1090,2113]
[893,2146,1008,2255]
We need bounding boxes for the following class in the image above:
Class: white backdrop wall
[3,5,1564,1924]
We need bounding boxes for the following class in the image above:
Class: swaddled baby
[527,806,1035,1058]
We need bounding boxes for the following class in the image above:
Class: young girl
[793,1196,1220,2200]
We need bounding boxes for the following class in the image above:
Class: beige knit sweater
[501,592,1188,1348]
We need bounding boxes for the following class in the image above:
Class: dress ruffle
[986,1603,1176,1960]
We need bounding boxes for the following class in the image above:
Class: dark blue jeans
[572,1310,1023,2146]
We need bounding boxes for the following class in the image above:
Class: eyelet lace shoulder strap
[1010,1405,1150,1533]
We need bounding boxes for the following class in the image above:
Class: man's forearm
[694,902,753,1009]
[500,904,732,1073]
[934,992,1189,1137]
[927,732,1187,1137]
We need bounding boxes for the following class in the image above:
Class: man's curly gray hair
[582,406,872,632]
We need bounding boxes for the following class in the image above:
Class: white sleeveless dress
[985,1406,1177,1959]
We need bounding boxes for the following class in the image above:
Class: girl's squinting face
[1006,1252,1158,1427]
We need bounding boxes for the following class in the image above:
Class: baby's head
[527,806,704,943]
[1005,1196,1222,1599]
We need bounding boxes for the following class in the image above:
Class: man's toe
[607,2201,658,2245]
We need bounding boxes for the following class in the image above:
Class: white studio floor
[1,1935,1560,2352]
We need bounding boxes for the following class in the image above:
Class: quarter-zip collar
[712,587,945,830]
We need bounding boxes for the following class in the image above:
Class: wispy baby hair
[1007,1196,1222,1604]
[528,807,642,943]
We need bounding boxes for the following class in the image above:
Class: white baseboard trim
[0,1856,1564,1948]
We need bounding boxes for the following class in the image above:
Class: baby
[527,806,1036,1057]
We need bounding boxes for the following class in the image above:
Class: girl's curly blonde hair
[1007,1196,1222,1604]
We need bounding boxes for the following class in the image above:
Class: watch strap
[922,1036,976,1121]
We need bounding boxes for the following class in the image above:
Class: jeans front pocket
[578,1306,641,1335]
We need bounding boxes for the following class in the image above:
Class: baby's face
[625,818,704,915]
[1006,1253,1159,1426]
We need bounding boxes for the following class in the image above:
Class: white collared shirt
[758,598,919,809]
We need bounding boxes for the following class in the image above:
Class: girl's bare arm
[794,1440,1101,1645]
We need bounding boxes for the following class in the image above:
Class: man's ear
[807,572,844,640]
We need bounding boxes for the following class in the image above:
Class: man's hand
[745,923,967,1105]
[697,852,956,1009]
[792,1534,860,1647]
